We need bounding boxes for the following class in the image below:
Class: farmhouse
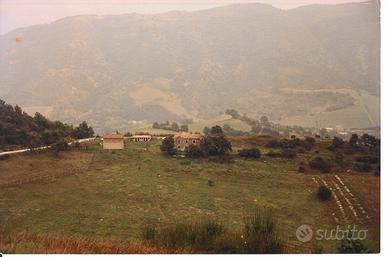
[130,135,152,142]
[103,133,124,149]
[173,132,203,151]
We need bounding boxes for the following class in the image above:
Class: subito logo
[296,224,313,242]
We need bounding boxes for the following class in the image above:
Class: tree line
[0,99,94,150]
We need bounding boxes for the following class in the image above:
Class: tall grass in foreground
[142,208,283,253]
[0,231,164,254]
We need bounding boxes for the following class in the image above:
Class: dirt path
[312,174,370,224]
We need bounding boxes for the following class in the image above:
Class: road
[0,137,96,156]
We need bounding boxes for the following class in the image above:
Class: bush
[298,166,306,173]
[338,238,369,253]
[238,148,261,158]
[281,149,296,158]
[309,156,332,172]
[51,140,70,154]
[354,155,379,164]
[142,224,156,242]
[186,145,203,158]
[243,208,282,254]
[160,136,176,156]
[142,209,283,253]
[150,219,224,250]
[353,162,371,173]
[266,149,296,158]
[208,180,215,187]
[266,150,282,158]
[317,185,332,201]
[328,137,344,151]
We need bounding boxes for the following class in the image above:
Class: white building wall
[103,141,124,149]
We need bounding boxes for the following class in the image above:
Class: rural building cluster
[102,132,203,150]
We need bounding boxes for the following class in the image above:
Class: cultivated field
[0,138,380,253]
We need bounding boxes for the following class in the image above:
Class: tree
[304,136,316,150]
[171,122,179,132]
[200,126,232,157]
[180,124,189,132]
[225,109,240,119]
[160,136,176,156]
[251,124,262,134]
[152,122,160,129]
[328,137,344,151]
[260,116,269,125]
[359,134,379,148]
[210,125,223,136]
[203,127,211,135]
[34,112,50,130]
[51,139,70,155]
[349,134,358,147]
[72,121,94,139]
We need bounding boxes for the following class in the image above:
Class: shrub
[266,150,282,158]
[298,166,306,173]
[238,148,261,158]
[309,156,332,172]
[317,185,332,201]
[354,155,379,164]
[353,162,371,173]
[338,238,369,253]
[304,136,316,150]
[151,219,224,250]
[51,140,70,154]
[186,145,203,158]
[208,180,215,187]
[160,136,176,156]
[281,149,296,158]
[142,224,156,242]
[142,209,283,253]
[243,208,282,254]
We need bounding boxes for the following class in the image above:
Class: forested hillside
[0,99,93,150]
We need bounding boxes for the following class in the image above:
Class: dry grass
[0,231,166,254]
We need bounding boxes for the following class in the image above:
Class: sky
[0,0,370,35]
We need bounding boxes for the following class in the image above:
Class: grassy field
[0,138,380,253]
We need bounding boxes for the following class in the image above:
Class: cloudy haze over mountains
[0,1,380,132]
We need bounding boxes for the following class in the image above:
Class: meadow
[0,137,380,253]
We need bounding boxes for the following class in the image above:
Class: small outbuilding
[130,135,152,142]
[103,133,124,149]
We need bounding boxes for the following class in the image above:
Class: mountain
[0,2,380,133]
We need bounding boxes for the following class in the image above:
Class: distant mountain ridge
[0,2,380,132]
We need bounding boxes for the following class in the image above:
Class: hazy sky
[0,0,369,35]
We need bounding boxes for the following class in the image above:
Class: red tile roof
[173,132,203,139]
[103,133,124,139]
